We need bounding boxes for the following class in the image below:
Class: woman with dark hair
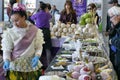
[46,3,51,11]
[31,2,52,69]
[87,3,99,25]
[59,1,77,24]
[2,3,44,80]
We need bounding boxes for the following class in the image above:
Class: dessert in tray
[66,61,113,80]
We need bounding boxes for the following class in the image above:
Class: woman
[87,3,99,25]
[108,6,120,80]
[31,2,52,69]
[7,0,17,21]
[2,3,44,80]
[59,1,77,24]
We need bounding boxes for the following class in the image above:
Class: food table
[51,37,66,47]
[45,34,118,80]
[51,37,66,59]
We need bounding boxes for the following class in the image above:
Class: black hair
[10,10,27,20]
[87,3,97,9]
[39,1,44,4]
[40,2,47,10]
[46,3,51,10]
[10,0,17,7]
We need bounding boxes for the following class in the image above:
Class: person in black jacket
[106,0,120,37]
[105,0,120,69]
[50,5,59,24]
[108,6,120,80]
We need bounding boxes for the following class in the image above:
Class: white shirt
[1,23,45,72]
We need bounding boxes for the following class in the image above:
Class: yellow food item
[55,61,67,66]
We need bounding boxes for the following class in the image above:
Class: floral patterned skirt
[6,69,42,80]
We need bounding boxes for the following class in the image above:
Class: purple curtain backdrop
[71,0,87,17]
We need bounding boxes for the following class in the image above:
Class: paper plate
[39,75,65,80]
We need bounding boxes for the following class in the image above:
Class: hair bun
[13,3,26,11]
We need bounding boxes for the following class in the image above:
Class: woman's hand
[3,60,10,71]
[31,56,40,68]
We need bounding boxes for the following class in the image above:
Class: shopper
[108,6,120,80]
[59,1,77,24]
[7,0,17,21]
[105,0,120,69]
[50,5,59,24]
[31,2,52,69]
[108,0,120,7]
[51,5,59,16]
[26,11,35,24]
[106,0,120,37]
[87,3,100,25]
[2,3,44,80]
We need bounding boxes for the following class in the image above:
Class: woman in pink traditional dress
[1,3,44,80]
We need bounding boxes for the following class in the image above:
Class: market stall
[0,16,117,80]
[42,20,118,80]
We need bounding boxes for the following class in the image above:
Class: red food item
[78,74,91,80]
[84,76,90,80]
[83,67,90,72]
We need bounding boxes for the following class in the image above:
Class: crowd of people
[2,0,120,79]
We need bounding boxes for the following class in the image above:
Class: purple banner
[71,0,87,17]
